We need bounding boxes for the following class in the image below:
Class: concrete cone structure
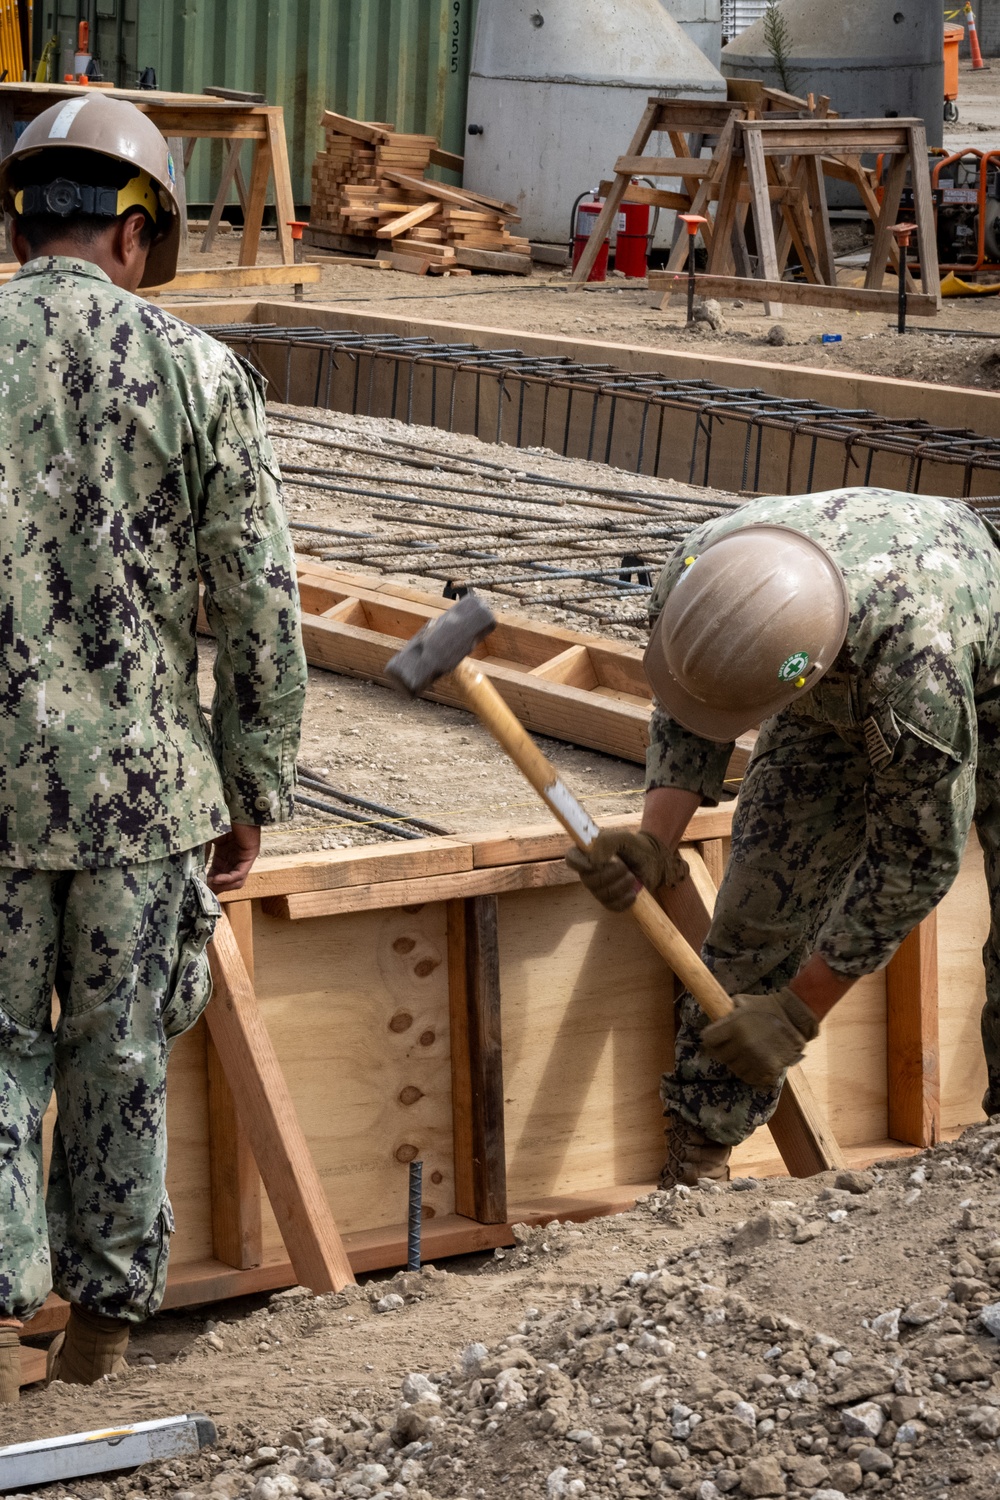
[659,0,724,67]
[721,0,945,149]
[464,0,726,246]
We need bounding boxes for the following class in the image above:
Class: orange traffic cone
[966,2,986,69]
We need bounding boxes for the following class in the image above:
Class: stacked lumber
[309,110,529,275]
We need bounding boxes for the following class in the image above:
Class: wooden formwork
[22,802,988,1343]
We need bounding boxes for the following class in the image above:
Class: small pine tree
[763,0,795,94]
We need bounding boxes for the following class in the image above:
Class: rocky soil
[13,1120,1000,1500]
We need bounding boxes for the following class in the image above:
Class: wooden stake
[447,896,507,1223]
[205,917,355,1292]
[886,913,941,1148]
[206,902,263,1270]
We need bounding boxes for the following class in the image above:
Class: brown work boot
[47,1304,130,1386]
[659,1113,732,1189]
[0,1322,22,1405]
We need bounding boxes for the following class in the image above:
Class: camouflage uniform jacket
[0,257,307,868]
[646,487,1000,977]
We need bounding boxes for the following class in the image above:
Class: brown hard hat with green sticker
[643,523,850,743]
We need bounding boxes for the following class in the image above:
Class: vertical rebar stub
[407,1159,423,1272]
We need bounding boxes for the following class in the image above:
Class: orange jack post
[891,223,917,334]
[678,213,709,324]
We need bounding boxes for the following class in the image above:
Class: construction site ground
[12,1126,1000,1500]
[15,66,1000,1494]
[158,64,1000,396]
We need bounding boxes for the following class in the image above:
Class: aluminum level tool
[384,594,844,1175]
[0,1414,217,1493]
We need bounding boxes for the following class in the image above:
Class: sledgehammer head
[385,593,497,697]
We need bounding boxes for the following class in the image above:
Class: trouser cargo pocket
[160,876,220,1045]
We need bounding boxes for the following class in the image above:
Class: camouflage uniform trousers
[663,708,1000,1146]
[0,850,220,1323]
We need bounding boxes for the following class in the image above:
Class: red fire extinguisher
[571,195,609,282]
[616,196,650,278]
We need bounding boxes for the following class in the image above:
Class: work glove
[566,829,687,913]
[701,987,820,1090]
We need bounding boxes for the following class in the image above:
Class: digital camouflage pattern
[648,488,1000,1141]
[0,256,307,868]
[0,850,219,1322]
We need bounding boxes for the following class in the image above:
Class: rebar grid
[208,322,1000,498]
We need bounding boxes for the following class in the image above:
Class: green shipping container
[33,0,478,209]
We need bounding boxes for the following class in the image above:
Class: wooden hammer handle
[452,659,733,1022]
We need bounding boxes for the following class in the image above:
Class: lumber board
[260,857,580,920]
[205,918,355,1292]
[649,272,938,316]
[598,179,690,211]
[454,246,532,274]
[295,612,652,764]
[886,912,941,1148]
[381,168,518,217]
[320,110,393,144]
[386,252,431,275]
[429,146,464,174]
[934,835,988,1132]
[739,118,916,155]
[376,201,441,238]
[222,836,472,904]
[217,807,734,905]
[207,902,264,1270]
[448,896,507,1222]
[614,155,711,178]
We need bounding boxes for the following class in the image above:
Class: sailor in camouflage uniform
[570,487,1000,1185]
[0,95,306,1402]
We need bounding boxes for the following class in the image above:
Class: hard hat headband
[13,167,164,227]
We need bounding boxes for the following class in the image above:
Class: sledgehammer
[386,594,741,1021]
[385,594,845,1176]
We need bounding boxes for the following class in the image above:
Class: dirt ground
[155,64,1000,397]
[12,1126,1000,1500]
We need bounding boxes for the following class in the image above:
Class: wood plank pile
[309,110,530,275]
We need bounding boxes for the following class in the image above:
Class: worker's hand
[566,829,687,912]
[207,823,262,893]
[701,987,820,1090]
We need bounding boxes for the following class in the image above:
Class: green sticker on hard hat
[778,651,810,683]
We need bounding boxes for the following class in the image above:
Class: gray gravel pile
[97,1121,1000,1500]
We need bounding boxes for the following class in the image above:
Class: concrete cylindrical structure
[721,0,944,150]
[660,0,724,68]
[464,0,727,246]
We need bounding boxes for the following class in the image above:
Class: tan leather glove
[701,987,819,1089]
[566,829,687,913]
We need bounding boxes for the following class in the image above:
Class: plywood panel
[165,1021,215,1265]
[499,884,673,1199]
[728,974,886,1175]
[250,903,456,1251]
[42,1014,214,1272]
[937,836,990,1131]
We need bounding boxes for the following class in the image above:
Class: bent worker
[570,486,1000,1187]
[0,95,307,1403]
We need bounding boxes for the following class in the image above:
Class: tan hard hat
[0,93,180,286]
[644,523,850,742]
